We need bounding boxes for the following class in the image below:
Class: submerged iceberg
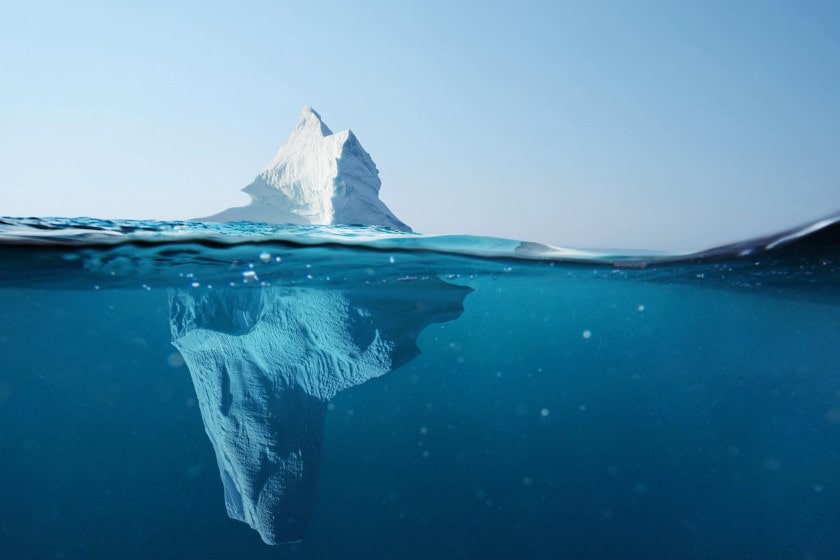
[170,280,470,544]
[203,107,411,232]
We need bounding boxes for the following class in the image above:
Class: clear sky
[1,0,839,251]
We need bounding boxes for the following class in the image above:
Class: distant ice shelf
[202,107,411,232]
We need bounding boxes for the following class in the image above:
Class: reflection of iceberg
[169,280,470,544]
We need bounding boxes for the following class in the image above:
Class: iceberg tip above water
[201,107,411,232]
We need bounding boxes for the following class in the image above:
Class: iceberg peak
[203,107,410,232]
[294,106,332,137]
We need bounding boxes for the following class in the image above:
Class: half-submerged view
[1,108,839,560]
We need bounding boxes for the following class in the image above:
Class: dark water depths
[1,217,839,559]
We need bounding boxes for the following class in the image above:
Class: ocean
[1,217,838,559]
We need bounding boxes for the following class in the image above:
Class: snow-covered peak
[292,106,333,138]
[203,107,410,232]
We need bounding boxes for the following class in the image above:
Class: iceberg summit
[203,107,411,231]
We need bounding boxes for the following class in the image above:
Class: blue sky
[1,0,838,250]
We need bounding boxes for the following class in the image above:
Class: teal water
[1,217,839,559]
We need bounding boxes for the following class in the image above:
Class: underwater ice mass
[170,281,470,543]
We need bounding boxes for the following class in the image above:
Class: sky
[1,0,839,251]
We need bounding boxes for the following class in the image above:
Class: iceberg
[169,280,470,544]
[203,107,411,232]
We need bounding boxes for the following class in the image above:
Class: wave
[1,213,838,265]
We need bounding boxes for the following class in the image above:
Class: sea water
[0,217,838,559]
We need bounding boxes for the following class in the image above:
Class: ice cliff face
[203,107,411,232]
[169,281,470,544]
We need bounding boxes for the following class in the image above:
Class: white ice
[202,107,411,232]
[169,281,469,544]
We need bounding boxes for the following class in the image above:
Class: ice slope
[169,281,470,544]
[203,107,411,232]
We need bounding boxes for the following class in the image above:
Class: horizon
[2,1,839,251]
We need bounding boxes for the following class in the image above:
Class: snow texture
[203,107,411,232]
[169,281,470,544]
